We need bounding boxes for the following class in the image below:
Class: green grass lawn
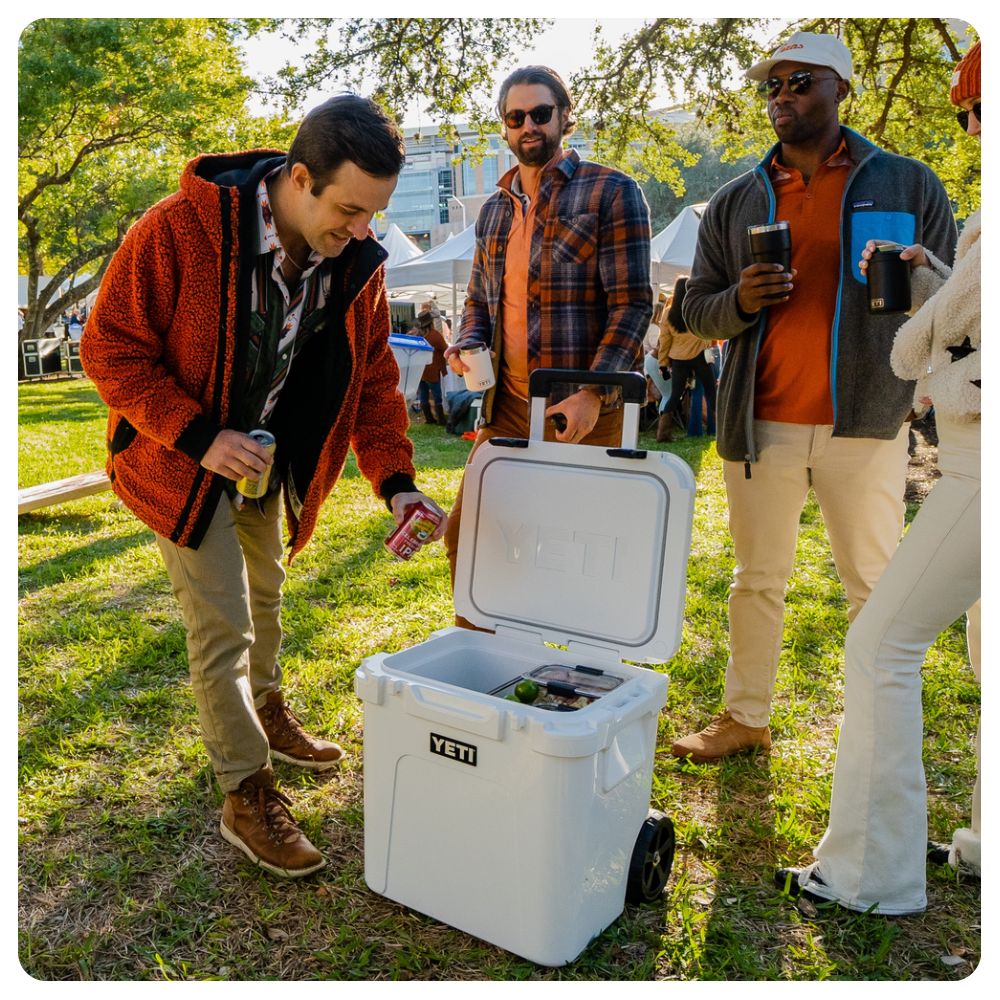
[18,378,979,981]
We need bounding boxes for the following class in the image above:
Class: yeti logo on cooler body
[429,732,478,766]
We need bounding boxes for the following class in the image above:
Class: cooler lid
[453,437,695,663]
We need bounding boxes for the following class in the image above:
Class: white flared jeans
[806,417,980,914]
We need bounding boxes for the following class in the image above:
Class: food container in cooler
[489,663,626,711]
[355,369,696,966]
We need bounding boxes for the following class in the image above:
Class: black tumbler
[748,221,791,303]
[747,221,792,273]
[867,243,912,314]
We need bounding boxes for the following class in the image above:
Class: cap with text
[747,31,853,83]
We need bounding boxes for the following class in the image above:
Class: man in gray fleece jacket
[672,31,957,762]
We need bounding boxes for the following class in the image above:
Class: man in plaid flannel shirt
[444,65,653,627]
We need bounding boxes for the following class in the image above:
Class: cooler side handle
[401,684,505,741]
[527,368,646,448]
[598,712,657,794]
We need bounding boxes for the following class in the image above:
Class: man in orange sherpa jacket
[82,95,447,878]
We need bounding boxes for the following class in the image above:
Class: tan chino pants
[722,420,910,727]
[157,490,286,792]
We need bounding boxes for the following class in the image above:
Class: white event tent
[385,222,476,317]
[649,203,707,288]
[378,223,424,268]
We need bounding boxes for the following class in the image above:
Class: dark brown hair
[667,276,689,332]
[286,94,405,192]
[497,66,577,137]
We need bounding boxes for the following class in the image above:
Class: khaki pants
[444,388,625,628]
[722,420,910,726]
[157,491,285,792]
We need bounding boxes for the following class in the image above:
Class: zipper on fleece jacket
[829,146,877,426]
[741,165,780,477]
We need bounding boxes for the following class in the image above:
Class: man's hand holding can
[201,429,275,483]
[386,492,449,561]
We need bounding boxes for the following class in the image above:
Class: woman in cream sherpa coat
[777,41,981,915]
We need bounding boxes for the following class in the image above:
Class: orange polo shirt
[754,139,853,425]
[498,150,566,400]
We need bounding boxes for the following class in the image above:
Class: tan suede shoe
[257,690,344,771]
[220,766,324,878]
[670,710,771,763]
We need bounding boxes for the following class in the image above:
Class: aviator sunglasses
[956,102,981,131]
[757,69,839,99]
[503,104,557,129]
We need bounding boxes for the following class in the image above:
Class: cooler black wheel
[625,810,675,904]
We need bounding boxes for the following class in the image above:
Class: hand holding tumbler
[747,221,792,303]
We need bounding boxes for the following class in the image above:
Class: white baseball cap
[746,31,853,83]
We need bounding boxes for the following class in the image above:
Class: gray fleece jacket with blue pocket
[683,127,957,466]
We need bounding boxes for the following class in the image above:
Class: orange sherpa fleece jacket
[82,151,416,560]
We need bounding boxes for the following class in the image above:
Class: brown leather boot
[257,690,344,770]
[220,766,324,877]
[656,413,675,443]
[670,710,771,763]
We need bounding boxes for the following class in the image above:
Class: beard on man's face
[512,129,562,167]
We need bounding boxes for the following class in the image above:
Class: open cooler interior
[489,663,626,711]
[378,629,633,704]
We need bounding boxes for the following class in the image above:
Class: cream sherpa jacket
[890,209,981,423]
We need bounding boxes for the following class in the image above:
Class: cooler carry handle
[527,368,647,449]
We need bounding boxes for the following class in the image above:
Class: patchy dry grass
[18,380,979,981]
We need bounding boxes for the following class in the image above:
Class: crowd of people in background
[17,303,89,340]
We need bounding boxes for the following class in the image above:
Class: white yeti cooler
[355,369,696,967]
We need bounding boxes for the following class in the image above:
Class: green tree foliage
[18,17,980,346]
[254,18,550,159]
[572,18,980,215]
[17,18,281,341]
[641,124,759,232]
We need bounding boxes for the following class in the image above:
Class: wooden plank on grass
[18,470,112,515]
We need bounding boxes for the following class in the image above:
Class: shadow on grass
[696,755,781,978]
[18,381,105,425]
[18,626,190,777]
[18,528,153,597]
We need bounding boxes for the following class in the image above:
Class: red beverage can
[385,500,443,561]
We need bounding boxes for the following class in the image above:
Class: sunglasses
[757,69,839,99]
[503,104,557,129]
[956,102,981,131]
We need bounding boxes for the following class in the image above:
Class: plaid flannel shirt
[457,150,653,410]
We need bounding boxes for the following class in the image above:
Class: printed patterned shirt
[250,168,330,424]
[457,149,653,406]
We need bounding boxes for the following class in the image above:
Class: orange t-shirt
[498,151,567,400]
[754,140,853,425]
[499,190,536,400]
